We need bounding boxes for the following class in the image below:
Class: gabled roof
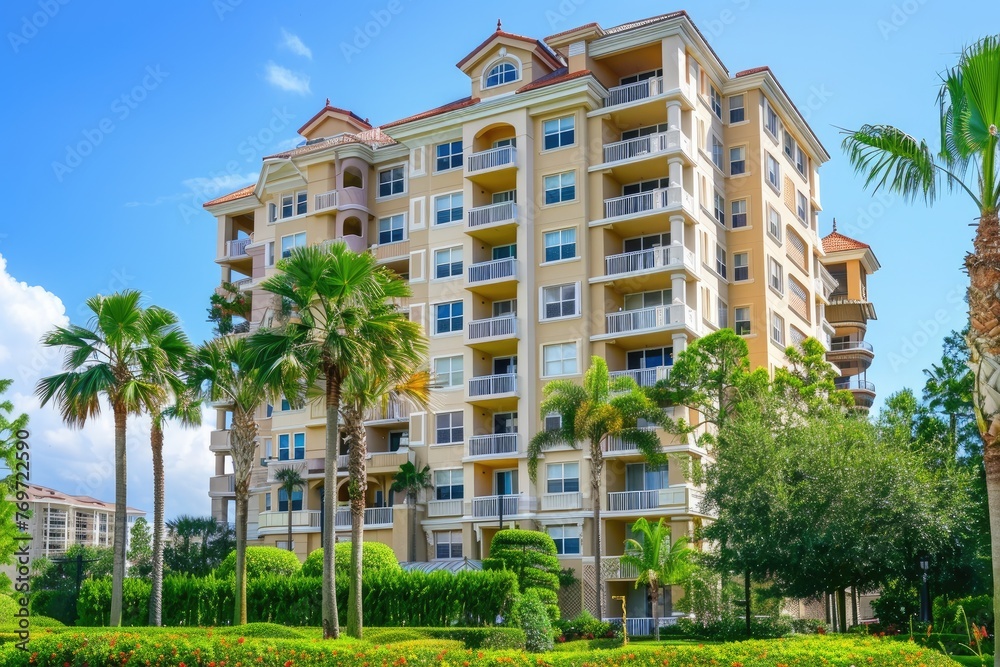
[456,25,563,72]
[297,100,372,136]
[822,230,871,253]
[203,185,256,208]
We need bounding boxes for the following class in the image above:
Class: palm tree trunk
[408,491,417,563]
[230,413,256,626]
[346,406,367,639]
[111,402,127,627]
[651,584,660,641]
[287,499,294,551]
[148,419,165,626]
[591,444,604,622]
[323,372,342,639]
[233,492,248,625]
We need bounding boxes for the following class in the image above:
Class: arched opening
[343,216,363,237]
[484,60,519,89]
[344,166,363,189]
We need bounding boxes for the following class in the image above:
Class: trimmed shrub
[484,529,561,621]
[0,595,17,622]
[678,612,793,640]
[934,594,993,634]
[301,542,400,578]
[215,623,305,639]
[216,546,302,579]
[513,590,553,653]
[554,610,612,641]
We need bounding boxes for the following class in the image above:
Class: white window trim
[431,243,464,282]
[538,282,582,322]
[375,161,408,201]
[481,53,524,90]
[431,189,464,228]
[433,139,464,174]
[376,213,408,246]
[433,410,465,447]
[431,353,464,392]
[540,227,579,265]
[540,114,577,153]
[541,170,578,207]
[766,205,783,245]
[430,298,464,338]
[540,340,582,379]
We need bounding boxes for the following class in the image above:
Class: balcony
[466,145,517,180]
[594,186,696,231]
[467,373,518,406]
[604,426,659,457]
[427,498,464,518]
[596,245,696,291]
[209,429,231,453]
[372,239,409,264]
[467,433,520,458]
[467,201,518,242]
[224,237,251,259]
[335,506,393,530]
[594,131,694,180]
[365,397,411,424]
[601,617,680,637]
[602,77,664,109]
[258,510,321,531]
[249,467,269,493]
[467,257,518,298]
[471,494,528,519]
[266,457,324,483]
[835,376,876,410]
[594,304,698,345]
[466,315,519,352]
[827,339,875,372]
[208,474,235,498]
[368,450,413,473]
[609,365,671,389]
[230,277,253,291]
[540,491,582,511]
[314,190,338,212]
[605,486,703,515]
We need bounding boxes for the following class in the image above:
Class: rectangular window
[264,493,271,512]
[783,130,795,159]
[771,312,785,345]
[543,116,575,150]
[768,206,782,241]
[493,298,516,317]
[296,191,307,216]
[378,166,404,198]
[434,246,463,279]
[549,525,581,555]
[434,530,463,559]
[281,194,293,219]
[710,86,722,118]
[715,244,727,279]
[734,252,749,282]
[435,412,464,445]
[277,433,305,461]
[277,488,302,512]
[434,355,463,388]
[765,101,779,138]
[547,462,580,494]
[281,232,306,258]
[713,191,725,225]
[435,140,463,172]
[543,342,577,377]
[624,289,671,311]
[625,462,669,491]
[717,297,728,328]
[434,300,463,334]
[796,146,807,175]
[265,241,275,267]
[544,413,562,432]
[541,283,578,320]
[769,258,784,294]
[796,191,807,222]
[711,135,723,169]
[543,228,576,262]
[729,94,745,123]
[731,199,747,228]
[434,469,464,500]
[544,172,575,205]
[268,202,277,223]
[735,306,751,335]
[730,146,746,175]
[434,193,463,225]
[766,153,780,190]
[378,214,405,245]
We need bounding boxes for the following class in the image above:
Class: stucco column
[670,215,685,248]
[672,332,687,355]
[667,100,682,130]
[671,274,686,306]
[668,158,683,189]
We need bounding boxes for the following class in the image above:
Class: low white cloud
[264,61,311,95]
[280,29,312,59]
[123,173,257,209]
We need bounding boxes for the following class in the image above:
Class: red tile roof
[604,11,687,35]
[822,230,871,253]
[544,22,600,42]
[24,483,144,514]
[382,96,479,129]
[515,67,591,93]
[203,184,256,208]
[296,102,371,136]
[456,29,563,70]
[734,66,769,78]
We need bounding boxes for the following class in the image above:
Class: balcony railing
[335,506,393,529]
[315,190,338,211]
[541,491,582,511]
[602,617,680,636]
[609,366,671,388]
[209,429,231,452]
[372,239,409,262]
[606,487,695,512]
[468,257,517,284]
[336,454,349,471]
[230,277,252,290]
[226,237,251,258]
[604,77,664,108]
[604,426,658,454]
[468,373,517,398]
[835,377,876,392]
[267,458,322,483]
[468,433,519,457]
[604,245,694,277]
[471,494,521,518]
[603,186,692,220]
[600,554,640,580]
[365,396,411,423]
[209,474,235,495]
[602,130,689,164]
[468,201,517,229]
[468,315,518,342]
[258,510,321,529]
[830,340,874,352]
[605,304,695,335]
[427,498,463,518]
[467,145,516,173]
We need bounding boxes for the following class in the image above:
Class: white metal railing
[258,510,321,529]
[604,245,693,276]
[468,315,518,341]
[607,489,659,512]
[609,366,671,388]
[468,257,517,284]
[468,373,517,398]
[605,304,694,335]
[468,201,517,229]
[226,237,251,257]
[365,397,411,422]
[604,76,664,107]
[427,499,463,518]
[603,617,679,636]
[830,340,874,352]
[230,277,252,289]
[335,454,349,471]
[315,190,338,211]
[468,433,519,457]
[335,506,393,529]
[472,494,520,518]
[604,426,658,453]
[602,130,689,164]
[603,186,692,220]
[835,377,876,392]
[541,491,582,511]
[467,145,516,172]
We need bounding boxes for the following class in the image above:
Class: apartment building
[203,11,871,631]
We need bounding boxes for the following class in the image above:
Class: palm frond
[840,124,940,204]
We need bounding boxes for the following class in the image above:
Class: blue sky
[0,0,989,519]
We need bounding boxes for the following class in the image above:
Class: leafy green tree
[215,545,302,579]
[126,517,153,579]
[207,281,251,336]
[164,515,233,576]
[390,461,431,563]
[30,544,114,624]
[923,329,977,458]
[484,529,561,621]
[274,466,306,554]
[0,378,28,594]
[36,291,184,626]
[528,356,665,621]
[620,517,693,640]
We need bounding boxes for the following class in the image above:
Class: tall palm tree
[527,356,665,622]
[274,466,306,552]
[840,37,1000,645]
[924,353,974,454]
[620,517,692,641]
[253,242,409,639]
[36,291,178,626]
[188,335,292,624]
[390,461,432,564]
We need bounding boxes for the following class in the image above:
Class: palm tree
[620,517,693,641]
[390,461,432,564]
[274,466,306,552]
[840,37,1000,643]
[527,356,666,622]
[36,291,178,626]
[188,335,292,624]
[252,242,412,639]
[924,353,974,454]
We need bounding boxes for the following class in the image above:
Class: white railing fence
[604,77,664,107]
[467,145,516,172]
[468,201,517,229]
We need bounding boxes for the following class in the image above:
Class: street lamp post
[919,555,931,623]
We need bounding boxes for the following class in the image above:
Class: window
[434,355,463,389]
[492,190,515,204]
[281,232,306,258]
[625,462,669,491]
[544,228,576,262]
[769,258,784,294]
[378,166,404,198]
[734,252,749,281]
[541,283,578,320]
[783,130,795,159]
[485,61,518,88]
[435,412,464,445]
[434,193,463,225]
[265,241,275,267]
[493,299,516,317]
[767,207,782,241]
[549,525,581,555]
[546,462,580,494]
[731,199,747,228]
[277,433,305,461]
[296,191,307,216]
[268,202,277,223]
[715,244,727,279]
[765,100,779,138]
[544,413,562,432]
[264,493,271,511]
[434,300,463,334]
[434,469,464,500]
[771,312,785,345]
[624,289,671,311]
[717,297,728,328]
[378,214,405,245]
[711,135,723,169]
[735,307,751,335]
[492,244,516,260]
[710,86,722,118]
[277,488,302,512]
[626,347,673,369]
[543,343,578,377]
[729,94,745,123]
[766,153,780,190]
[544,172,575,204]
[435,140,462,172]
[280,397,291,411]
[621,122,669,140]
[281,193,294,219]
[433,530,463,559]
[620,68,662,85]
[543,116,575,150]
[796,191,807,222]
[796,146,807,175]
[730,146,746,175]
[434,246,463,279]
[713,191,725,225]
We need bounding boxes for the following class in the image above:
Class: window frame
[377,213,405,245]
[540,283,580,321]
[766,152,781,191]
[543,227,577,263]
[768,257,784,295]
[733,252,749,282]
[767,206,782,242]
[771,311,785,345]
[434,468,464,501]
[710,85,722,118]
[543,171,576,205]
[546,462,580,494]
[731,198,748,229]
[542,341,579,378]
[715,243,727,279]
[542,116,575,151]
[734,306,751,336]
[729,94,745,124]
[433,300,464,336]
[434,529,464,560]
[433,245,464,280]
[713,191,725,226]
[280,232,306,259]
[433,354,464,389]
[435,140,463,173]
[549,524,581,556]
[433,191,464,226]
[376,165,406,199]
[729,145,746,176]
[435,411,464,446]
[484,60,519,89]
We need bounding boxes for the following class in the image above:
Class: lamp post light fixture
[919,554,931,623]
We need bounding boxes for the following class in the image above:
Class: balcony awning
[826,299,877,324]
[401,558,483,573]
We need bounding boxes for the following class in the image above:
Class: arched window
[343,166,363,189]
[485,61,518,88]
[343,216,362,237]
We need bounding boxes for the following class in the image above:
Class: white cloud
[280,29,312,59]
[0,254,216,521]
[123,173,258,209]
[264,61,311,95]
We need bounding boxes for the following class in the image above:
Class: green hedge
[301,542,400,578]
[215,546,302,579]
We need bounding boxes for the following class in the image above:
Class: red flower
[238,637,246,644]
[284,661,293,667]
